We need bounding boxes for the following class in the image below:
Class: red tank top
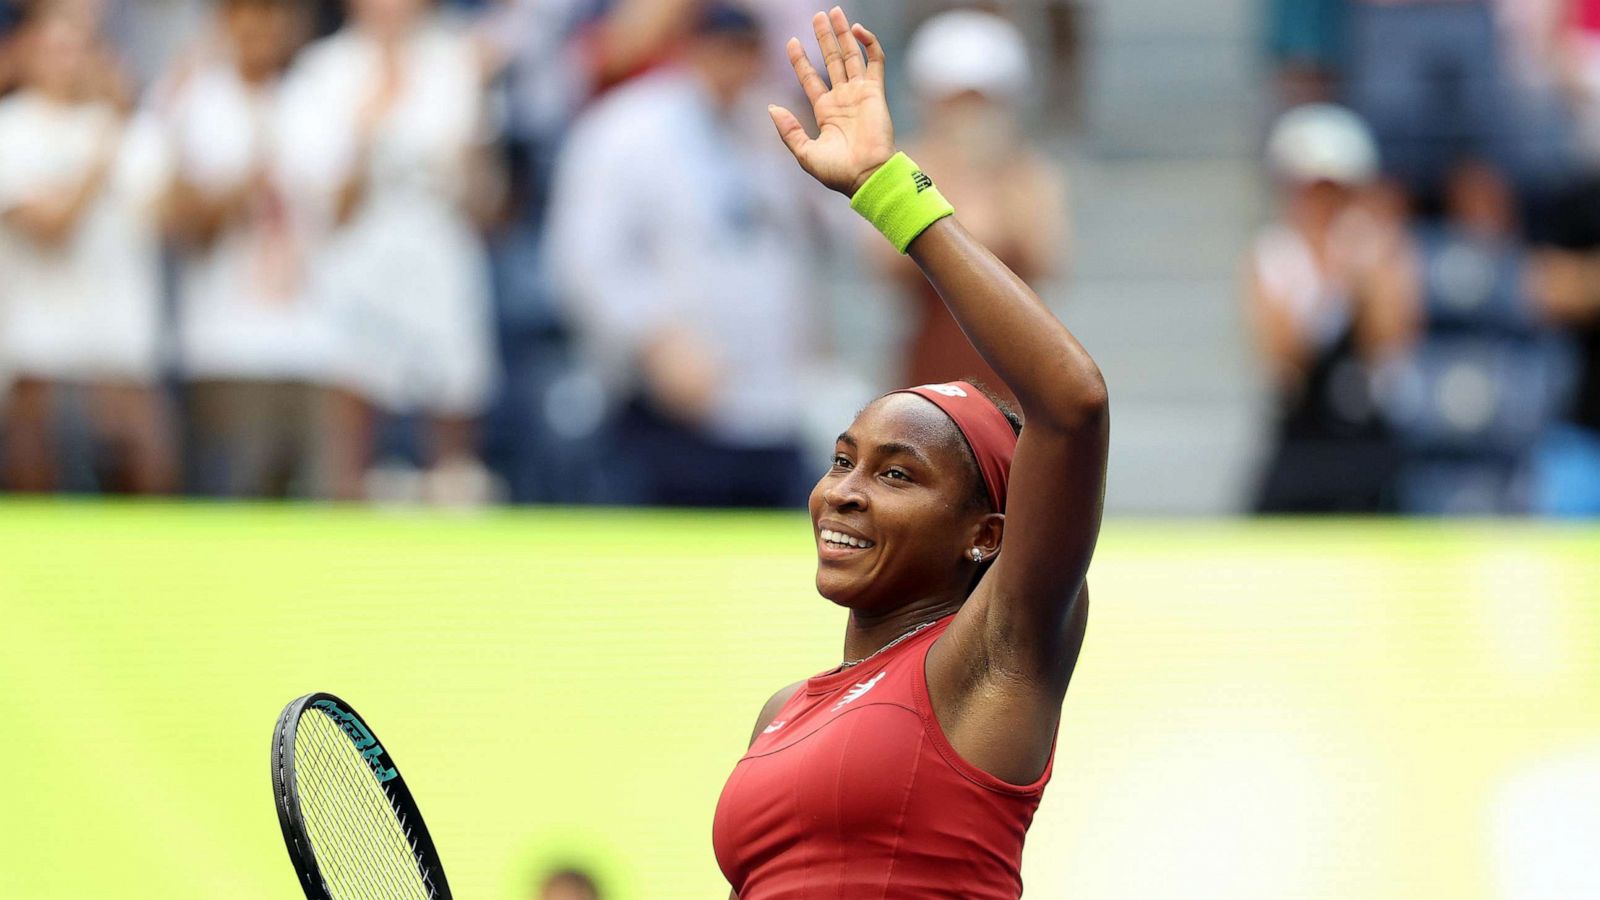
[712,615,1053,898]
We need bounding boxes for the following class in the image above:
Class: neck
[842,596,963,665]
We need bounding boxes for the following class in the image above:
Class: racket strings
[299,715,427,899]
[300,723,416,899]
[302,725,425,900]
[300,727,394,890]
[295,710,435,899]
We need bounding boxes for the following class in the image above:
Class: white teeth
[820,529,873,549]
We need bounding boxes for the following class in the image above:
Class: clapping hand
[768,7,896,196]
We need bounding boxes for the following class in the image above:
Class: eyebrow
[835,432,932,468]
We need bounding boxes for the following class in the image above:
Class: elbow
[1067,369,1111,430]
[1029,361,1108,432]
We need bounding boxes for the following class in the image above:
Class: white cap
[905,10,1031,102]
[1266,103,1380,186]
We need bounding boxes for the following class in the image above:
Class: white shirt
[163,61,333,382]
[0,92,165,381]
[547,67,817,445]
[275,21,497,414]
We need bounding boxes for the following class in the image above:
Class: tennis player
[712,8,1108,898]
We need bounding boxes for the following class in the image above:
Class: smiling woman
[711,6,1108,899]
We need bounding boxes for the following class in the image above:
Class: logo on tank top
[762,720,787,734]
[831,671,886,712]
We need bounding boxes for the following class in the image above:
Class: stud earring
[970,548,983,562]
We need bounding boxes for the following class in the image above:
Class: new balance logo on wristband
[912,171,933,192]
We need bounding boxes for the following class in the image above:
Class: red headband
[895,381,1017,512]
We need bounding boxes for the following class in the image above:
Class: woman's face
[808,394,990,610]
[348,0,423,40]
[224,2,301,82]
[23,15,95,98]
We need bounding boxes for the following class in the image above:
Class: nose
[822,468,868,512]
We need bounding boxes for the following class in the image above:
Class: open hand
[768,7,895,196]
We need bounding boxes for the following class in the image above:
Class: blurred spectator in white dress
[0,3,174,493]
[159,0,333,498]
[277,0,499,502]
[869,8,1069,409]
[1244,104,1416,511]
[546,2,819,507]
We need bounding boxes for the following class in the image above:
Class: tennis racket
[271,692,452,900]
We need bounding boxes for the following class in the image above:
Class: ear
[967,512,1004,563]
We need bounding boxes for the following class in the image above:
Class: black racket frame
[271,691,453,900]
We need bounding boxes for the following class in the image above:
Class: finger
[786,37,827,105]
[830,7,865,81]
[768,104,812,163]
[812,10,846,87]
[852,23,885,82]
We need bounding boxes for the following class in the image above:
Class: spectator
[159,0,332,498]
[277,0,499,502]
[0,2,174,493]
[1491,0,1575,193]
[546,1,820,508]
[1529,180,1600,516]
[535,867,601,900]
[1559,0,1600,168]
[476,0,604,231]
[1385,159,1570,513]
[872,8,1068,407]
[1523,0,1600,515]
[1245,104,1414,511]
[1343,0,1512,203]
[1264,0,1348,107]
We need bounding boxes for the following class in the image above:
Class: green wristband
[850,152,955,254]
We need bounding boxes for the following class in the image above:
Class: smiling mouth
[819,528,875,551]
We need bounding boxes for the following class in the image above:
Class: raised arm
[770,9,1107,687]
[905,217,1106,672]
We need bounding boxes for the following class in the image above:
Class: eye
[831,454,853,470]
[883,467,911,481]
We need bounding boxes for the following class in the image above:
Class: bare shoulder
[747,681,806,748]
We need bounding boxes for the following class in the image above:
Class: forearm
[6,159,115,246]
[906,217,1105,427]
[164,178,248,246]
[334,170,367,226]
[1533,248,1600,324]
[7,191,93,247]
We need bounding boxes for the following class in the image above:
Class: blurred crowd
[2,0,1594,516]
[0,0,1074,506]
[1254,0,1600,515]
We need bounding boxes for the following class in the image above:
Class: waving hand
[768,7,896,196]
